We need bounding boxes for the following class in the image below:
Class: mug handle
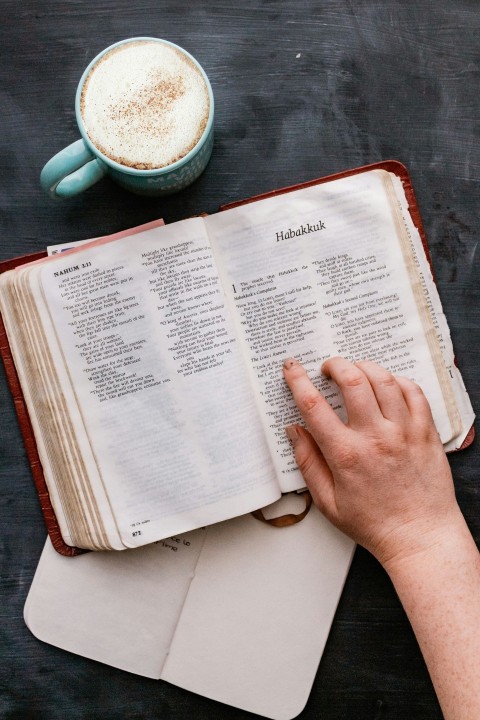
[40,139,108,198]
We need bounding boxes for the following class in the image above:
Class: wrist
[373,505,469,573]
[380,508,477,581]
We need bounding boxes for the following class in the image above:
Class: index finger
[283,358,348,450]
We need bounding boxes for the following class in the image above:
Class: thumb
[286,424,337,520]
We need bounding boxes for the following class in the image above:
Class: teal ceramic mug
[40,37,214,198]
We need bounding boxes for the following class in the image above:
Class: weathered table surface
[1,2,479,718]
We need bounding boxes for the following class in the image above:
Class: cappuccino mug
[41,38,214,198]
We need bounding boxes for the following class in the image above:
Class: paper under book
[25,497,355,720]
[0,162,474,553]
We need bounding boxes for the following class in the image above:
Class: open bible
[0,162,474,553]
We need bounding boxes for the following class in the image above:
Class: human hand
[283,356,461,568]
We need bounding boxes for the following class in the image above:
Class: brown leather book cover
[0,162,474,556]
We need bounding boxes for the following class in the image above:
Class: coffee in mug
[80,39,210,171]
[40,38,214,198]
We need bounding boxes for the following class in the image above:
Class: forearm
[384,511,480,720]
[283,357,480,715]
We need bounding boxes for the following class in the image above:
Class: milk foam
[80,40,210,170]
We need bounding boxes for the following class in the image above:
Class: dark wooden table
[1,2,479,718]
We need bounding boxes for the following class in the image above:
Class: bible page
[388,173,474,451]
[0,219,167,551]
[36,218,280,548]
[13,264,126,550]
[205,169,461,492]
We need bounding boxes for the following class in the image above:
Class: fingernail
[283,357,297,370]
[285,425,300,443]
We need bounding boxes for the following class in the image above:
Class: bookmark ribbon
[251,491,312,527]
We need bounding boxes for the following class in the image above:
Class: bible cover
[0,161,474,556]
